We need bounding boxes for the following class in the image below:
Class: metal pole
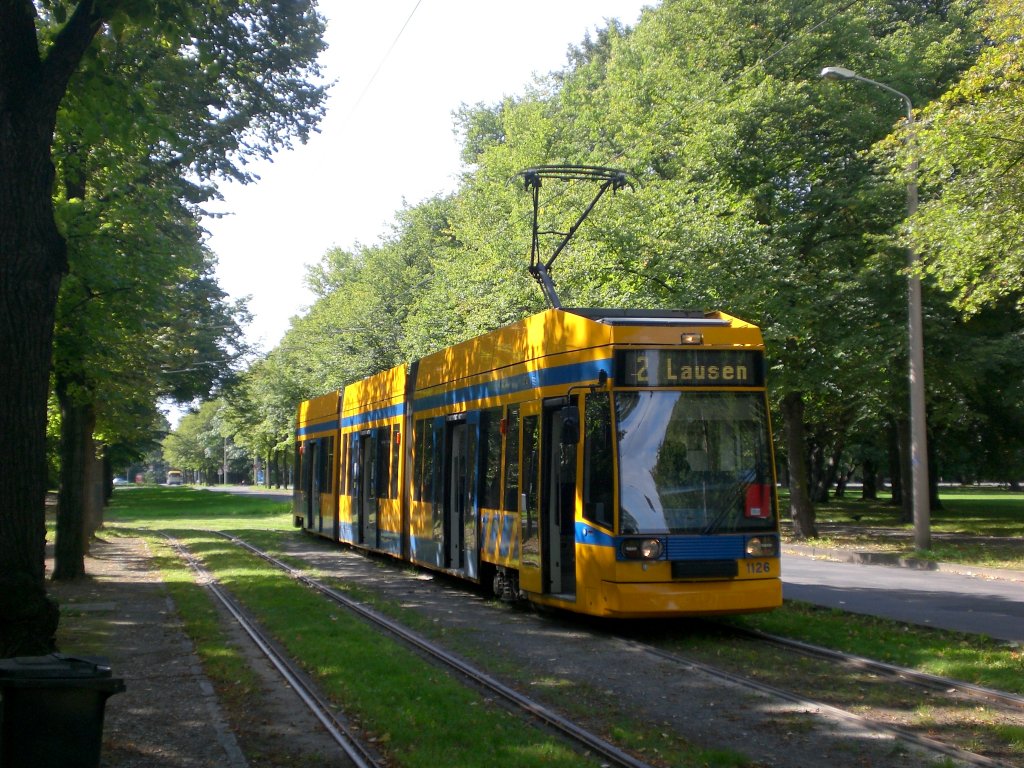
[904,108,931,551]
[821,67,930,549]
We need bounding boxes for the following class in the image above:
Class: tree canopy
[169,0,1023,569]
[908,0,1024,314]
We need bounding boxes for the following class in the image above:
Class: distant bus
[166,470,183,486]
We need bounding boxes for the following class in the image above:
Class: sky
[203,1,652,352]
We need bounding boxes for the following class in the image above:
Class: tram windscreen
[616,392,775,534]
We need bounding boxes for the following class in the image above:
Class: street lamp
[821,65,930,550]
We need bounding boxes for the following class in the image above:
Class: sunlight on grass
[780,487,1024,568]
[996,725,1024,753]
[732,602,1024,694]
[107,486,292,531]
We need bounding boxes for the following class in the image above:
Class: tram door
[301,439,319,531]
[442,415,479,577]
[354,430,379,547]
[302,437,336,538]
[518,400,578,598]
[518,402,542,594]
[543,402,577,598]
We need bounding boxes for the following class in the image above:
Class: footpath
[46,537,248,768]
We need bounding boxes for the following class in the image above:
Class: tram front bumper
[593,577,782,618]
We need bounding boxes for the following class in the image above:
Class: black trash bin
[0,654,125,768]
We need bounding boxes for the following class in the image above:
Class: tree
[909,0,1024,314]
[0,0,326,655]
[163,400,233,483]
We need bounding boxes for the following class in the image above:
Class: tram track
[159,533,385,768]
[209,531,657,768]
[621,637,1010,768]
[734,626,1024,712]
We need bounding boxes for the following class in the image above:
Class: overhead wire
[349,0,425,116]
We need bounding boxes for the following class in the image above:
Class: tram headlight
[745,536,779,557]
[620,538,664,560]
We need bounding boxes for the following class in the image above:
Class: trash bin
[0,654,125,768]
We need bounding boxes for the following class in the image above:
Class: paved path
[782,551,1024,643]
[48,537,248,768]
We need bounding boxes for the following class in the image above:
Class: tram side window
[413,421,423,501]
[340,438,349,496]
[377,426,392,499]
[349,436,359,496]
[390,426,401,499]
[583,393,614,529]
[479,408,502,509]
[413,419,435,502]
[321,436,335,494]
[503,405,520,512]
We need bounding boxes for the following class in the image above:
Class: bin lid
[0,654,113,680]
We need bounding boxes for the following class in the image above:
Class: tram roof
[563,308,732,326]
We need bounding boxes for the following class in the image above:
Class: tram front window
[616,391,774,535]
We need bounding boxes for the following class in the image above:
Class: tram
[293,167,781,618]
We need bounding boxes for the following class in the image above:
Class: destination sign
[615,349,764,387]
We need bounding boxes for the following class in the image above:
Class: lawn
[783,486,1024,568]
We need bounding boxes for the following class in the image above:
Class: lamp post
[821,65,930,550]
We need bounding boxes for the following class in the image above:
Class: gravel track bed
[271,533,973,767]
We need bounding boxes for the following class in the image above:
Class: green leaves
[908,0,1024,315]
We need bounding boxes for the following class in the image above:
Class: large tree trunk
[780,392,817,539]
[53,374,95,581]
[0,74,67,655]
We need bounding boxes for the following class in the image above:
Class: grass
[784,487,1024,568]
[175,533,593,768]
[727,602,1024,693]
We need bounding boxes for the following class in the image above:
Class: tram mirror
[561,406,580,445]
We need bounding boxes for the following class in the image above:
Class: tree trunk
[823,442,844,500]
[0,99,67,654]
[808,440,827,504]
[928,435,942,512]
[84,445,105,544]
[887,420,903,508]
[861,458,878,500]
[896,417,913,524]
[53,374,96,581]
[780,392,817,538]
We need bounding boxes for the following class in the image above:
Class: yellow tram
[294,306,781,618]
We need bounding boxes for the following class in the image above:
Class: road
[782,553,1024,643]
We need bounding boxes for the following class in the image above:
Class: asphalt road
[782,554,1024,643]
